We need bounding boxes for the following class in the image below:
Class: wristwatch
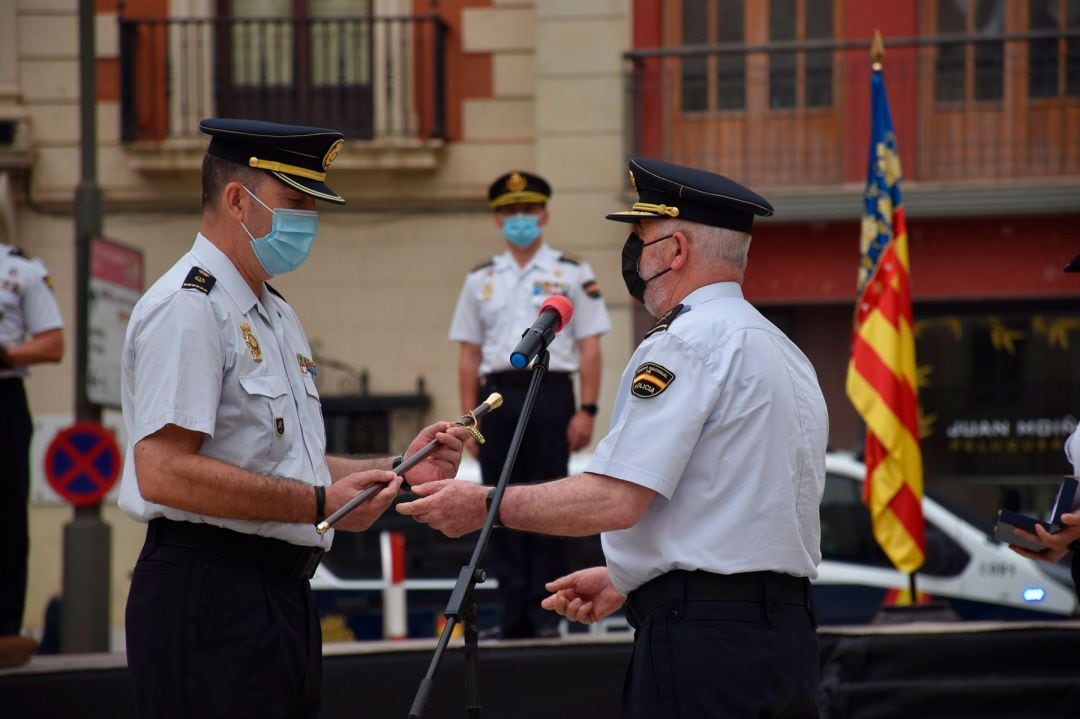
[580,403,599,416]
[484,487,504,528]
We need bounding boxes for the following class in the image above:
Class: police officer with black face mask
[401,157,830,719]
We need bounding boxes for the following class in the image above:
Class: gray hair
[655,218,751,273]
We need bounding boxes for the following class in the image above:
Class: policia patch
[631,362,675,398]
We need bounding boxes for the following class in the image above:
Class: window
[1029,0,1080,98]
[769,0,834,110]
[934,0,1005,103]
[680,0,746,112]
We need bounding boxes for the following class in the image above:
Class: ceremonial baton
[316,393,503,534]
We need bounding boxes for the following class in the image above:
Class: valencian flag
[845,57,926,574]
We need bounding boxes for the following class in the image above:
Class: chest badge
[275,417,285,435]
[297,352,317,377]
[240,322,263,363]
[631,362,676,399]
[481,281,493,301]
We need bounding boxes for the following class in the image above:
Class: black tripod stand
[408,349,551,718]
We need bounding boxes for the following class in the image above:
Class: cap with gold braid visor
[316,394,503,534]
[199,118,346,204]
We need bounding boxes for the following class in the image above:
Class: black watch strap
[485,488,504,528]
[580,403,599,416]
[392,453,404,470]
[314,485,326,525]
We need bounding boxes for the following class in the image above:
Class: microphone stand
[408,349,551,719]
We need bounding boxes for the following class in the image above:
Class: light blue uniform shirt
[449,242,611,375]
[0,243,64,379]
[589,282,829,596]
[119,235,332,548]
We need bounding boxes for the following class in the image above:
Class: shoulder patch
[558,252,582,266]
[265,283,287,302]
[644,304,684,338]
[181,267,216,295]
[582,279,602,299]
[631,362,676,399]
[470,257,495,273]
[9,247,32,260]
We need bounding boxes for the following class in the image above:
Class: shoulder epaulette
[470,257,495,273]
[558,252,582,266]
[181,267,216,295]
[9,247,32,260]
[265,283,287,302]
[644,304,684,338]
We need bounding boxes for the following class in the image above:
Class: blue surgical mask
[501,213,542,248]
[240,186,318,276]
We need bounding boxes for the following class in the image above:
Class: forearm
[458,342,482,412]
[135,445,317,523]
[499,472,651,536]
[5,328,64,366]
[577,336,601,405]
[326,454,394,482]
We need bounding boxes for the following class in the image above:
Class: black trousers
[623,571,820,719]
[126,520,322,719]
[0,378,33,636]
[477,373,599,638]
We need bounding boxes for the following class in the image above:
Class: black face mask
[621,232,674,303]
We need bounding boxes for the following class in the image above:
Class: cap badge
[631,362,675,399]
[322,138,344,170]
[629,169,638,193]
[240,322,263,363]
[507,172,527,192]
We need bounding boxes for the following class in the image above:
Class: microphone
[509,295,573,369]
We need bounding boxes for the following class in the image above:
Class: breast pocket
[238,373,295,462]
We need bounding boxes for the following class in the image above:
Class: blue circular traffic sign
[44,422,121,506]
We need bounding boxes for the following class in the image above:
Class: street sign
[44,422,121,506]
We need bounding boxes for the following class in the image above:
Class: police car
[311,452,1077,637]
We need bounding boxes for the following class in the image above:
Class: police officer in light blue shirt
[400,157,829,718]
[120,119,469,718]
[0,242,63,656]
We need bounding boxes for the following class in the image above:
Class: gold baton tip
[484,392,503,410]
[315,521,330,534]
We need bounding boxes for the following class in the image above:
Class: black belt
[625,570,811,627]
[484,370,571,388]
[148,518,324,581]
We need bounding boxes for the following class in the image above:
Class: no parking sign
[44,422,122,506]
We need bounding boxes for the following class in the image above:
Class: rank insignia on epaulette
[583,280,601,299]
[241,321,263,362]
[558,252,582,266]
[182,267,216,294]
[631,362,675,399]
[645,304,684,338]
[10,247,32,259]
[471,258,495,274]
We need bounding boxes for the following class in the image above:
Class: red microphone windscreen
[540,295,574,332]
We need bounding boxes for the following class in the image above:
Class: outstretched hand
[541,566,625,625]
[399,421,470,486]
[396,479,488,538]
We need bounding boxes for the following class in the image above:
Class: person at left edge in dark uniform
[119,119,470,718]
[448,171,612,638]
[0,243,63,668]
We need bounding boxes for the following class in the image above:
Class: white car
[311,452,1077,636]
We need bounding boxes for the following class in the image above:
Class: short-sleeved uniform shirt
[1067,424,1080,475]
[119,235,332,549]
[0,244,64,380]
[588,282,829,596]
[448,243,611,375]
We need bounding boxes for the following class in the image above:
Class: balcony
[118,13,446,169]
[626,30,1080,216]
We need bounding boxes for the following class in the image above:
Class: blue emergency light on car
[1022,587,1046,603]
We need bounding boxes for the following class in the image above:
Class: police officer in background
[404,158,828,718]
[120,119,468,717]
[449,171,611,638]
[1009,251,1080,592]
[0,243,63,665]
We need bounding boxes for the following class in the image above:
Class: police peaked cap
[489,171,551,208]
[606,157,773,234]
[200,118,346,205]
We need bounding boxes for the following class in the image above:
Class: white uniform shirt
[448,242,611,374]
[0,244,64,379]
[589,282,829,596]
[119,235,332,548]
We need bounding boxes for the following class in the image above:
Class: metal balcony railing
[626,30,1080,188]
[119,13,447,143]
